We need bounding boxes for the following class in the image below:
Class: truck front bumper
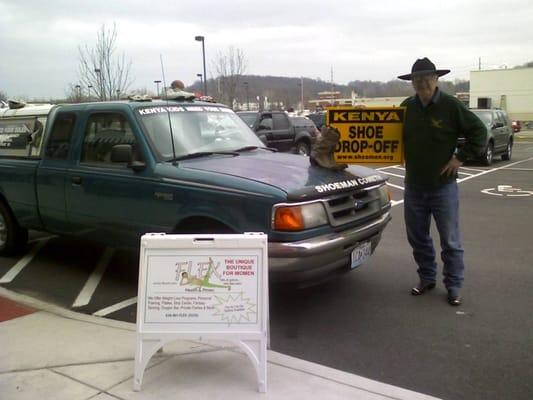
[268,211,391,283]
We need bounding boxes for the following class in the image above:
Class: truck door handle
[71,176,82,185]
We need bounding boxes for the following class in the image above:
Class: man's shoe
[411,282,436,296]
[447,291,462,306]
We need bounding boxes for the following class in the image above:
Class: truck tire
[295,141,310,156]
[482,141,494,166]
[501,138,513,161]
[0,202,28,256]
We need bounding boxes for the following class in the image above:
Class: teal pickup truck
[0,98,391,283]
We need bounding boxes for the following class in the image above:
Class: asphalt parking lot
[1,137,532,400]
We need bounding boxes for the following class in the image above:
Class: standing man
[398,58,485,306]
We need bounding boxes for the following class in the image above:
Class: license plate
[351,242,372,269]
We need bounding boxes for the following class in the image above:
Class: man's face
[412,74,438,99]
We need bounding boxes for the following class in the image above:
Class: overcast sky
[1,0,532,99]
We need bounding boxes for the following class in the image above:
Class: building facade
[470,67,533,121]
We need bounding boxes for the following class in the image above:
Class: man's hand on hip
[441,155,463,177]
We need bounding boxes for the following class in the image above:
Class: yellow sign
[327,106,405,164]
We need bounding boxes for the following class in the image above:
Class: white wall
[470,68,533,121]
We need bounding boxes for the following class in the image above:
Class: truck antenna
[160,54,177,162]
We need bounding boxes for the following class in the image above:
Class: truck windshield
[237,112,257,128]
[138,105,263,161]
[472,110,492,125]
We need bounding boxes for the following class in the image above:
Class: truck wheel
[482,142,494,166]
[0,202,28,256]
[501,139,513,161]
[295,141,310,156]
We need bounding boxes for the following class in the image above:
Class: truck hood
[179,151,387,201]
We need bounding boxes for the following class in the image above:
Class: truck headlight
[272,202,328,231]
[378,185,391,206]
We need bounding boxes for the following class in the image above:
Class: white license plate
[351,242,372,269]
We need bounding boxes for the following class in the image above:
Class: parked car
[511,120,522,133]
[236,111,318,155]
[289,116,321,152]
[458,109,514,165]
[0,98,391,284]
[306,111,326,130]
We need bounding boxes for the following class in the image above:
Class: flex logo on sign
[327,107,405,164]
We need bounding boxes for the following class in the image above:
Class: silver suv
[458,109,514,165]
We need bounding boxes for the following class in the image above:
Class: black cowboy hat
[397,57,450,81]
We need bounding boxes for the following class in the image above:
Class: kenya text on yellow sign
[327,107,405,164]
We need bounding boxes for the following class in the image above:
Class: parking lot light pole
[94,68,103,101]
[196,74,203,95]
[87,85,93,100]
[75,84,81,102]
[195,35,207,96]
[154,80,161,97]
[300,77,304,113]
[244,81,249,110]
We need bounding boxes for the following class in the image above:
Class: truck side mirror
[111,144,133,163]
[111,144,146,171]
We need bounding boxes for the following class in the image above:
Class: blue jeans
[404,182,464,291]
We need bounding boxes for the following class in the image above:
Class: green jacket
[401,89,486,187]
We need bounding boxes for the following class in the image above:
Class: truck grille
[323,187,382,227]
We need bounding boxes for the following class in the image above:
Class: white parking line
[93,296,138,317]
[380,171,405,179]
[459,166,485,172]
[457,156,533,183]
[390,166,405,171]
[457,171,473,176]
[386,182,405,190]
[385,156,533,208]
[376,165,402,171]
[0,239,49,283]
[72,247,114,308]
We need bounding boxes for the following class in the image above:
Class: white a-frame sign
[134,233,268,392]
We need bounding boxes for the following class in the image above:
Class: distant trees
[76,24,133,101]
[515,61,533,68]
[211,46,248,107]
[186,74,470,111]
[347,78,469,97]
[0,90,7,102]
[64,83,85,103]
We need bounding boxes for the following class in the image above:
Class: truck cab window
[0,117,44,157]
[258,115,273,130]
[272,113,289,130]
[81,113,139,165]
[44,112,76,160]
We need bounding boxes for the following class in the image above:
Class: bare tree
[212,47,247,107]
[78,23,133,101]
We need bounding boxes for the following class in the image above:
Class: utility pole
[196,74,203,95]
[95,68,103,101]
[195,36,207,96]
[154,80,161,97]
[330,66,334,105]
[300,77,304,113]
[478,57,481,71]
[244,81,249,111]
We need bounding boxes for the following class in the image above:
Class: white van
[0,103,54,157]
